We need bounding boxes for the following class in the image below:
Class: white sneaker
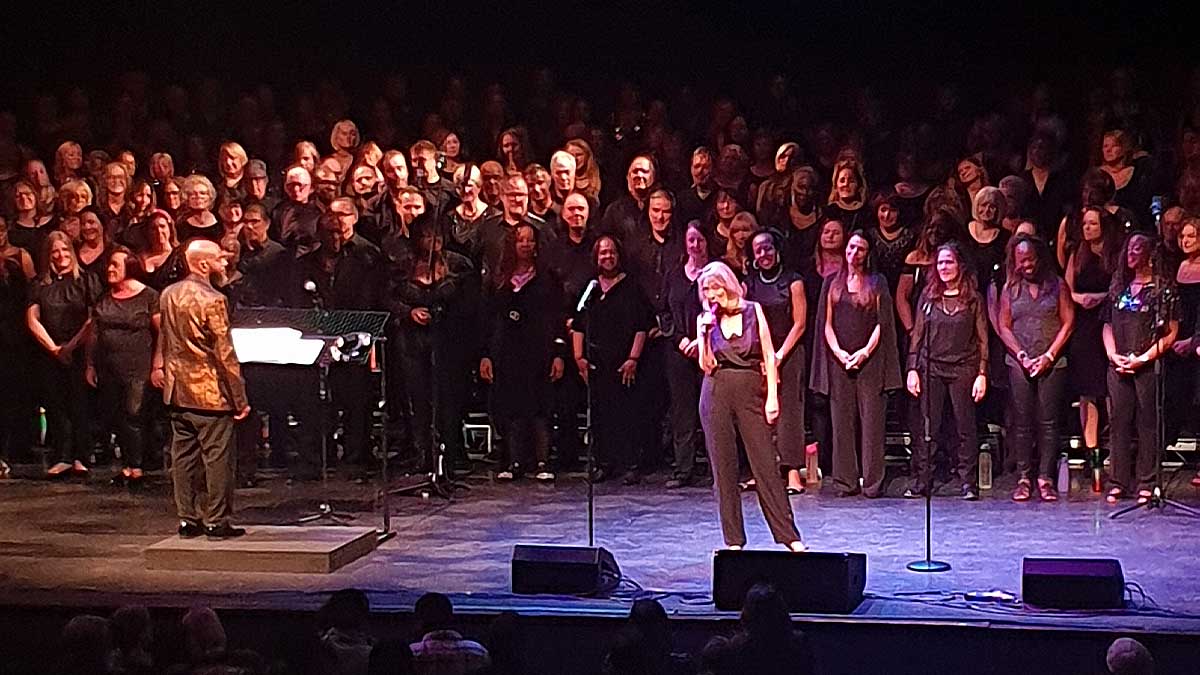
[535,469,555,482]
[496,469,515,481]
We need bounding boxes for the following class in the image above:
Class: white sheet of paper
[231,327,325,365]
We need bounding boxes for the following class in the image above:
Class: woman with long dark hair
[905,242,989,500]
[896,209,966,336]
[745,228,807,494]
[1103,232,1177,504]
[801,218,845,476]
[572,235,653,484]
[661,222,709,489]
[811,231,902,498]
[27,231,98,477]
[1169,219,1200,467]
[85,247,163,488]
[479,223,566,481]
[390,216,478,473]
[996,235,1075,501]
[697,261,804,551]
[1066,206,1122,466]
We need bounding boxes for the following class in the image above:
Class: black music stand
[233,308,396,541]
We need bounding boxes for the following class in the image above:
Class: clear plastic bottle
[979,447,993,490]
[1057,453,1071,495]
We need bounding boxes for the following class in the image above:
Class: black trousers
[97,371,153,469]
[552,369,585,467]
[913,367,979,491]
[1007,362,1066,480]
[169,409,235,527]
[400,334,467,468]
[665,346,703,477]
[39,355,90,463]
[776,347,806,470]
[0,351,36,463]
[1107,367,1158,493]
[591,361,641,471]
[635,337,671,470]
[328,363,373,469]
[243,364,321,478]
[700,369,801,547]
[828,365,887,496]
[807,393,833,475]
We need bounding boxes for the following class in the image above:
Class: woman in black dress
[1065,207,1122,465]
[745,229,807,494]
[1170,220,1200,489]
[905,242,989,500]
[137,210,181,291]
[802,218,845,476]
[479,223,566,481]
[781,167,824,268]
[0,229,35,478]
[85,247,163,487]
[1103,232,1177,504]
[661,222,709,489]
[27,231,99,477]
[389,216,478,472]
[996,236,1075,502]
[697,261,804,551]
[76,207,111,280]
[811,231,902,498]
[571,235,653,484]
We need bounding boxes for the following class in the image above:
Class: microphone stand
[584,284,598,547]
[908,298,951,572]
[1111,227,1200,520]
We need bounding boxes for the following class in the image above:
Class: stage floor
[1,464,1199,637]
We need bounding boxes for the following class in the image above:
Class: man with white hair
[160,240,250,538]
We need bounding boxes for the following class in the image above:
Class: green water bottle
[38,407,47,446]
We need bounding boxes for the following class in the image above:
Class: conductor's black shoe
[178,521,203,538]
[204,524,247,539]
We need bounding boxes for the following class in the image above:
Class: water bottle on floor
[1057,453,1071,496]
[804,443,821,487]
[979,446,993,490]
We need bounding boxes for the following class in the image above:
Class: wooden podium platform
[144,526,378,574]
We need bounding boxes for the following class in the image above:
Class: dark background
[2,1,1193,106]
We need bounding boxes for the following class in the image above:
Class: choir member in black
[896,210,965,336]
[802,218,844,475]
[478,174,551,289]
[571,235,653,484]
[479,223,566,481]
[696,261,805,551]
[293,204,385,479]
[545,193,594,467]
[599,155,655,242]
[1102,232,1177,505]
[824,160,870,231]
[1022,132,1075,243]
[231,203,289,308]
[442,164,495,262]
[780,167,823,268]
[410,140,456,223]
[8,181,53,272]
[865,193,917,297]
[176,175,221,244]
[905,242,989,500]
[745,229,807,494]
[811,231,902,498]
[272,165,322,258]
[676,147,715,227]
[996,236,1075,502]
[704,188,740,260]
[0,216,36,281]
[1168,219,1200,455]
[0,225,35,477]
[137,210,180,291]
[1065,207,1121,462]
[85,247,162,487]
[77,207,111,279]
[1056,169,1139,270]
[389,215,478,473]
[719,212,754,278]
[27,231,99,477]
[661,222,709,489]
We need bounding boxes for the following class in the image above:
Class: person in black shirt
[661,221,709,489]
[599,155,655,242]
[443,165,496,264]
[524,164,560,234]
[27,231,99,477]
[865,193,916,297]
[1102,232,1177,505]
[0,237,34,477]
[572,235,653,484]
[745,229,807,495]
[76,207,111,280]
[411,140,456,223]
[8,181,53,272]
[477,174,550,288]
[905,242,990,500]
[479,223,566,481]
[85,247,162,487]
[824,160,870,231]
[292,203,385,479]
[676,147,715,227]
[231,203,289,308]
[176,175,222,244]
[272,165,322,258]
[388,216,478,473]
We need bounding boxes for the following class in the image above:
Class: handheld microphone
[576,279,599,312]
[1150,195,1165,227]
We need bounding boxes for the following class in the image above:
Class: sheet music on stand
[231,327,325,366]
[231,307,390,340]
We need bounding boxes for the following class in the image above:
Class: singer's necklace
[758,266,782,284]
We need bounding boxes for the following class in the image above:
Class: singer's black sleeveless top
[708,302,763,371]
